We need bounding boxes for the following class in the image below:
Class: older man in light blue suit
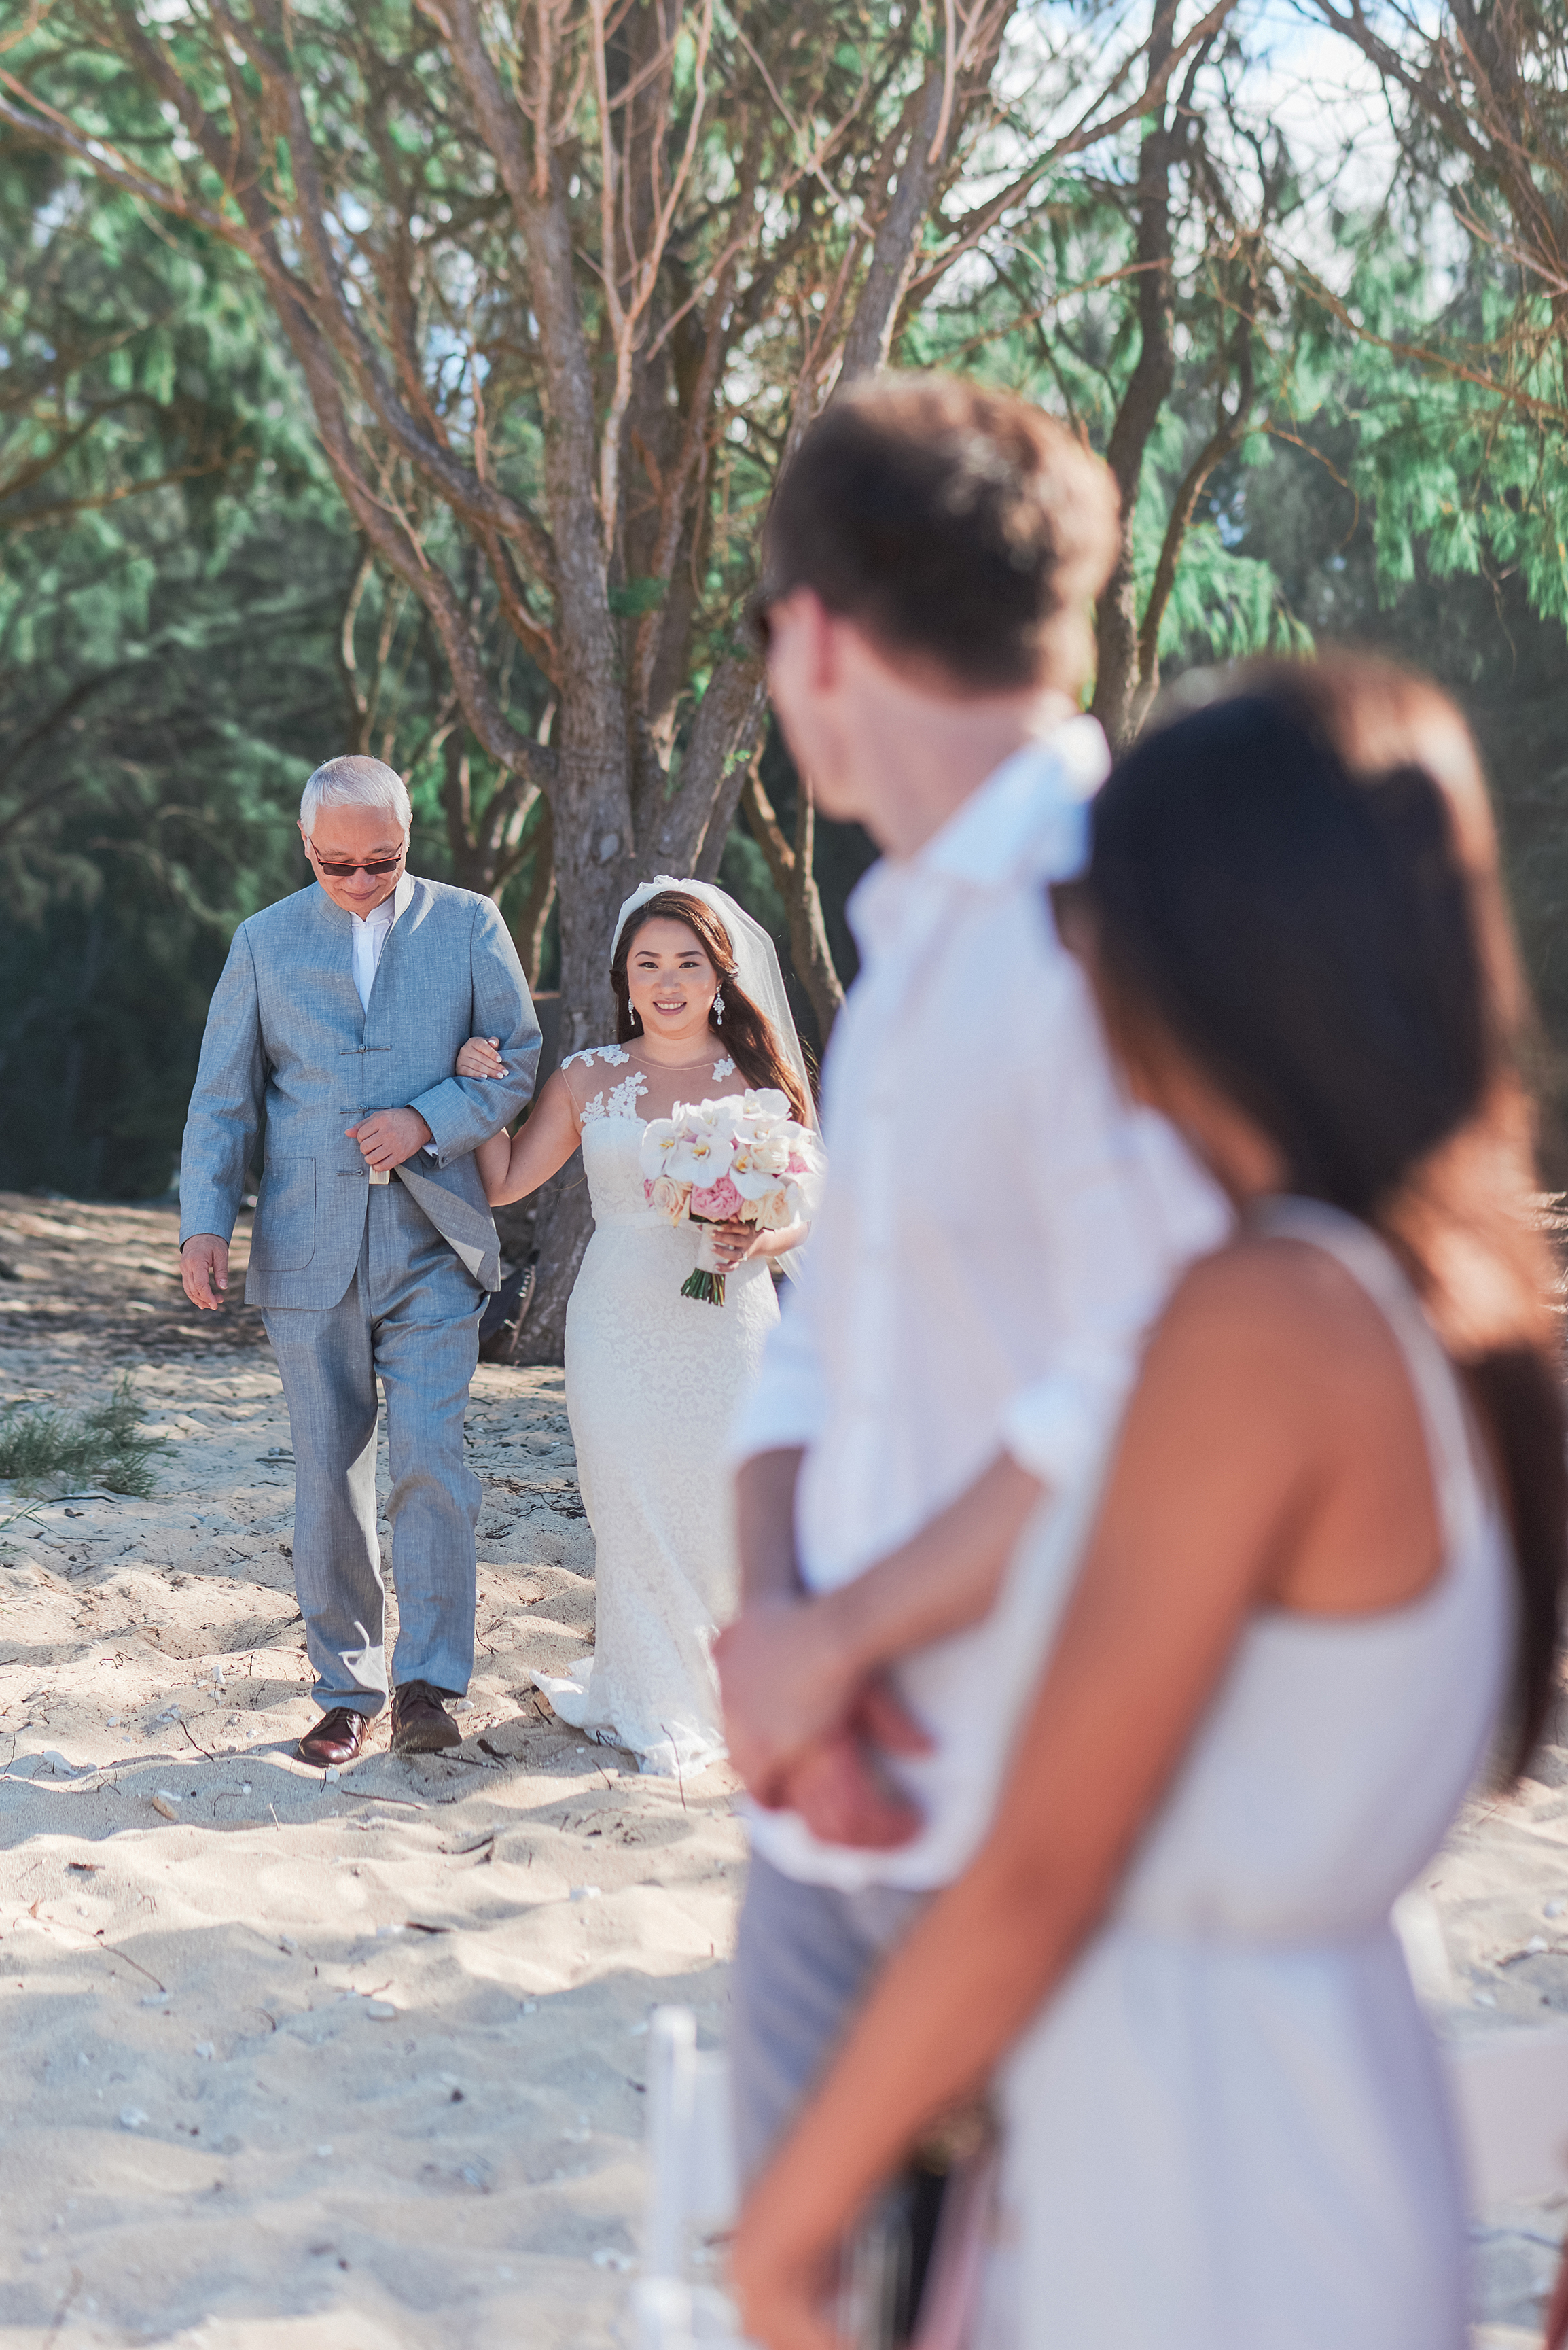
[179,756,540,1764]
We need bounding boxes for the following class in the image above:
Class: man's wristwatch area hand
[180,1233,230,1312]
[346,1106,435,1174]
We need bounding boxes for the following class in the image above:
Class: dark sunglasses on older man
[309,846,407,877]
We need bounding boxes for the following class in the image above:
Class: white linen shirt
[733,719,1230,1891]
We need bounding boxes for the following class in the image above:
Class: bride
[458,877,815,1777]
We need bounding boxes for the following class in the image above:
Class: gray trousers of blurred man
[262,1179,484,1715]
[730,1850,928,2182]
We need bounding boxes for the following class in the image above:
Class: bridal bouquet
[640,1089,825,1305]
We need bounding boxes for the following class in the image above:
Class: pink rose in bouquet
[690,1173,744,1221]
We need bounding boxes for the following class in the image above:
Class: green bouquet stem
[681,1215,732,1304]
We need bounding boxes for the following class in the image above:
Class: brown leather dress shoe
[391,1681,462,1754]
[298,1707,371,1767]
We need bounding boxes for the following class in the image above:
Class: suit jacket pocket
[251,1156,317,1273]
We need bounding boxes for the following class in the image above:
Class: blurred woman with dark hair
[731,655,1566,2350]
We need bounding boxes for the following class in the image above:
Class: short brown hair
[762,374,1118,693]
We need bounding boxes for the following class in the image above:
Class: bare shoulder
[534,1065,582,1113]
[1168,1229,1385,1334]
[1154,1231,1406,1401]
[1088,1225,1438,1621]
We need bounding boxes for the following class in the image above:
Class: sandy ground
[0,1194,741,2349]
[3,1190,1568,2348]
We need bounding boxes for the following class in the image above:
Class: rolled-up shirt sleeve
[1000,1353,1132,1492]
[730,1281,828,1462]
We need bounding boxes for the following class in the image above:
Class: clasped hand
[345,1105,433,1170]
[709,1218,765,1270]
[715,1598,932,1850]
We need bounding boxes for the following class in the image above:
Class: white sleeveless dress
[532,1047,781,1778]
[980,1198,1515,2350]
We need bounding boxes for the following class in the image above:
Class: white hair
[300,755,411,838]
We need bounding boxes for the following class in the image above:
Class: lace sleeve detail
[560,1042,639,1124]
[567,1045,647,1125]
[561,1043,630,1072]
[598,1068,649,1121]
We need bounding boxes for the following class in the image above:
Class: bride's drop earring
[629,1004,641,1032]
[713,989,725,1024]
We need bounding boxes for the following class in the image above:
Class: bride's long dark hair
[609,890,813,1125]
[1084,653,1566,1781]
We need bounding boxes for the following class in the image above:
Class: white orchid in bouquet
[639,1090,825,1304]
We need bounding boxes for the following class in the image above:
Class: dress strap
[1248,1196,1482,1555]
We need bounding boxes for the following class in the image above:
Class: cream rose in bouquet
[639,1089,825,1304]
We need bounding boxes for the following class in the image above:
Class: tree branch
[646,649,768,874]
[742,765,844,1041]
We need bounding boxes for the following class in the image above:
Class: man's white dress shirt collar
[847,715,1106,963]
[348,871,414,1013]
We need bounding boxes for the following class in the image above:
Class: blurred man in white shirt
[718,375,1228,2175]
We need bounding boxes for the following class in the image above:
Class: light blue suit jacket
[179,876,540,1304]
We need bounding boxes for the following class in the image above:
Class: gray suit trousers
[730,1851,927,2184]
[262,1180,483,1713]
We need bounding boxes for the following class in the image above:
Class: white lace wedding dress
[531,1045,783,1776]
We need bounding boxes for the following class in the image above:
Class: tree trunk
[516,1159,594,1366]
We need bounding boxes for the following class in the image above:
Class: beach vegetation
[0,1375,171,1498]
